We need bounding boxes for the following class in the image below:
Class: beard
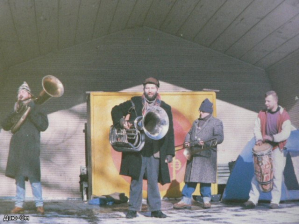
[144,92,158,101]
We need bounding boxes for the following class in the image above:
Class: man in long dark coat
[174,98,224,209]
[111,77,175,219]
[1,82,48,214]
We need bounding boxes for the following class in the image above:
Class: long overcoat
[111,96,175,185]
[1,101,48,181]
[184,116,224,183]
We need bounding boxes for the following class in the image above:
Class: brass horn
[109,106,169,152]
[10,75,64,133]
[35,75,64,105]
[135,106,169,140]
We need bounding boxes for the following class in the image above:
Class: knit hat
[143,77,160,88]
[18,81,31,94]
[199,98,213,113]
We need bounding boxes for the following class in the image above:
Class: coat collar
[195,115,213,133]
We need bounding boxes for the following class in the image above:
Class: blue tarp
[222,130,299,201]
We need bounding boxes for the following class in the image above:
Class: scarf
[198,114,212,127]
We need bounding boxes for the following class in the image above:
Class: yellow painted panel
[89,92,217,198]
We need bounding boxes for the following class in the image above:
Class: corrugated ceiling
[1,0,299,72]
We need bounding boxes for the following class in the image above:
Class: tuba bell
[109,106,169,152]
[10,75,64,133]
[34,75,64,105]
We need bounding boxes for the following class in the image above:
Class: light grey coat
[184,116,224,183]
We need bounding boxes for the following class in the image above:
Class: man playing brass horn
[174,98,224,209]
[111,77,175,219]
[1,82,48,215]
[244,91,291,209]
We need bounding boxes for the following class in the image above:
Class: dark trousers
[129,155,161,211]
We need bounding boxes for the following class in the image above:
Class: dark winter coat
[111,96,175,185]
[1,101,48,181]
[184,116,224,183]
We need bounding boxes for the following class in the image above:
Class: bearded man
[111,77,175,219]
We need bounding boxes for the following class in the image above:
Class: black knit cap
[143,77,160,88]
[199,98,213,113]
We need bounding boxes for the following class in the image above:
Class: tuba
[109,106,169,152]
[10,75,64,133]
[34,75,64,105]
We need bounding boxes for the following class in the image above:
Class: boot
[11,207,24,214]
[37,206,45,215]
[126,210,137,219]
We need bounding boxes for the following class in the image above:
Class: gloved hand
[184,142,190,148]
[119,118,132,130]
[165,155,173,163]
[119,117,126,128]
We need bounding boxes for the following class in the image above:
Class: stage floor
[0,198,298,223]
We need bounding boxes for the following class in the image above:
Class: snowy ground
[1,198,299,224]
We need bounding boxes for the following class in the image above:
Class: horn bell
[143,106,169,140]
[35,75,64,104]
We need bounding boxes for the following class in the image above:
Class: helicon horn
[109,106,169,152]
[10,75,64,133]
[35,75,64,105]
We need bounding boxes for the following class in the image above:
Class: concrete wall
[0,27,271,199]
[266,50,299,128]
